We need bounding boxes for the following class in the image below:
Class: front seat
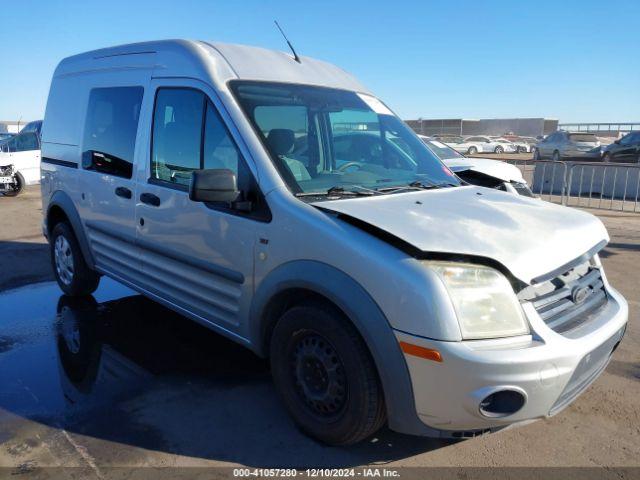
[266,129,311,182]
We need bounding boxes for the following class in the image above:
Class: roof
[54,39,370,93]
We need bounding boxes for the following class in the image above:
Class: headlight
[428,262,529,340]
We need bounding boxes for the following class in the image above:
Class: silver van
[40,40,627,445]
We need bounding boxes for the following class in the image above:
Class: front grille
[521,260,607,334]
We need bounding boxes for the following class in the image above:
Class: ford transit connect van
[40,40,627,445]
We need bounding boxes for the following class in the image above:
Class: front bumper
[395,286,628,433]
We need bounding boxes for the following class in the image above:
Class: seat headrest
[266,129,295,156]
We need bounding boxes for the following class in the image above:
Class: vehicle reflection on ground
[0,279,449,466]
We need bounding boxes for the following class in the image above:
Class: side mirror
[189,169,240,203]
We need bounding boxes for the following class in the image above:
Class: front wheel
[467,146,478,155]
[50,222,100,296]
[270,303,386,445]
[495,146,504,154]
[552,150,561,162]
[2,172,24,197]
[602,153,612,163]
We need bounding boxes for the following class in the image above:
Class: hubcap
[291,333,347,418]
[54,235,74,285]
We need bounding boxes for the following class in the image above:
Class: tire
[467,146,478,155]
[50,222,100,296]
[533,148,541,160]
[56,295,101,391]
[270,302,386,446]
[2,172,24,197]
[552,150,560,162]
[602,153,611,163]
[495,146,504,154]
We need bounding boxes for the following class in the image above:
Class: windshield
[231,81,460,195]
[423,139,464,159]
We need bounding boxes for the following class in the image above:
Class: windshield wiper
[295,185,379,198]
[377,180,458,194]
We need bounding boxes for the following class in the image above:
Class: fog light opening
[479,390,525,418]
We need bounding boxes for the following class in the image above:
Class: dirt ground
[0,186,638,478]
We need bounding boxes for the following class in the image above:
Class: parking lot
[0,186,638,477]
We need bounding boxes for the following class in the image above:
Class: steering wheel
[337,162,362,172]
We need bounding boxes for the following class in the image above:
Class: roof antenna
[274,20,301,63]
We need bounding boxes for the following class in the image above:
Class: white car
[419,136,533,196]
[40,39,627,445]
[443,137,486,155]
[463,136,518,154]
[0,129,42,196]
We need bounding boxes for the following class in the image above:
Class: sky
[0,0,638,123]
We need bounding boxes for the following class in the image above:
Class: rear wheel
[467,146,478,155]
[602,152,612,163]
[270,303,386,445]
[495,146,504,154]
[50,222,100,296]
[552,150,561,162]
[533,148,541,160]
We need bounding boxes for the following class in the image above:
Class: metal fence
[557,122,640,136]
[504,159,640,213]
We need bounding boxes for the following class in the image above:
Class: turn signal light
[399,341,442,363]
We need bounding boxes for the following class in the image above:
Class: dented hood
[314,186,608,284]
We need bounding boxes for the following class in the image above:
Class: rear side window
[82,87,144,178]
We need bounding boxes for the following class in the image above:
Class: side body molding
[249,260,438,436]
[46,190,96,269]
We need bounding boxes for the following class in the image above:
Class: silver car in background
[534,131,601,161]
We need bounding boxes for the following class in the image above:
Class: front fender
[249,260,438,436]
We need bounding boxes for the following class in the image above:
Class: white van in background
[40,40,627,445]
[0,121,42,196]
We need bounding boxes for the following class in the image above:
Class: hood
[314,186,608,285]
[443,157,525,183]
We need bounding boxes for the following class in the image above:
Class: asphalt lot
[0,186,638,477]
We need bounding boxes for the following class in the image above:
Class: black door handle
[140,192,161,207]
[115,186,132,199]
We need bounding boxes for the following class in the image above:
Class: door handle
[140,192,161,207]
[115,186,132,199]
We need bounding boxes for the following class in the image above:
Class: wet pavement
[0,278,451,473]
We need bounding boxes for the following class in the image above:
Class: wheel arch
[249,259,438,436]
[46,191,95,269]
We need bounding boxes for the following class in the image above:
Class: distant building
[0,120,29,134]
[406,118,558,138]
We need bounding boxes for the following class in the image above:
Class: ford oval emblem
[572,286,590,304]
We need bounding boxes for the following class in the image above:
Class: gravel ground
[0,185,638,477]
